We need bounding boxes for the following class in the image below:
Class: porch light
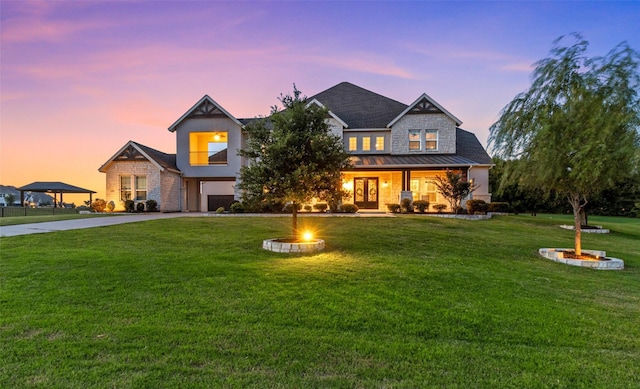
[302,231,314,241]
[382,181,389,188]
[342,180,353,191]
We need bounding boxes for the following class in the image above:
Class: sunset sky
[1,0,639,203]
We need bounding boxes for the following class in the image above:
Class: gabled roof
[387,93,462,127]
[308,82,407,128]
[168,95,243,132]
[306,98,349,128]
[17,182,96,194]
[99,141,179,173]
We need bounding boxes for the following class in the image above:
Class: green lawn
[1,215,638,388]
[0,213,115,227]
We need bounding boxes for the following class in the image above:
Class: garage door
[207,195,235,211]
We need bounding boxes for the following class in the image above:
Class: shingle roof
[455,128,492,164]
[308,82,408,128]
[131,142,178,171]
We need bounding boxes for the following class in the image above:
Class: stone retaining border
[539,248,624,270]
[263,238,325,253]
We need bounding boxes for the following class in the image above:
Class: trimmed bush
[136,202,145,212]
[488,202,510,213]
[313,203,328,212]
[124,200,135,213]
[106,201,115,212]
[339,203,359,213]
[304,205,312,212]
[386,203,401,213]
[146,199,158,212]
[283,203,303,213]
[91,199,107,213]
[413,200,429,213]
[215,207,225,214]
[466,199,488,215]
[230,202,245,213]
[433,203,447,213]
[401,198,413,213]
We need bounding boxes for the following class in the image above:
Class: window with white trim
[120,175,147,201]
[135,176,147,200]
[375,136,384,151]
[409,130,421,151]
[425,129,438,150]
[408,129,439,151]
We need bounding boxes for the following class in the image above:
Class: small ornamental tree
[489,34,640,256]
[238,86,352,240]
[433,170,478,214]
[5,193,15,206]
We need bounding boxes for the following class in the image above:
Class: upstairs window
[189,131,228,165]
[409,130,421,151]
[425,130,438,150]
[375,136,385,151]
[409,129,438,151]
[362,137,371,151]
[348,137,357,151]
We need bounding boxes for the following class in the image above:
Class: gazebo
[17,181,96,207]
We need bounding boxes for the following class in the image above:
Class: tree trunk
[568,192,587,256]
[573,206,582,256]
[292,203,298,240]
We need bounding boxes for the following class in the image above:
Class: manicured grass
[1,215,638,388]
[0,213,115,227]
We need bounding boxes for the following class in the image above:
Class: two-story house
[99,82,492,212]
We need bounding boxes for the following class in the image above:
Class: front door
[354,177,378,209]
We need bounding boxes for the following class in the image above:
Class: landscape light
[302,231,313,241]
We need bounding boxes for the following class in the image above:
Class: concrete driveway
[0,213,205,237]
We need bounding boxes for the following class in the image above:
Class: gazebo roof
[17,181,96,194]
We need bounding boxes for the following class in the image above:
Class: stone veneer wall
[390,113,456,154]
[160,170,181,211]
[105,161,164,211]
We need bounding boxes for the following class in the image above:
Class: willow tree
[489,34,640,255]
[238,86,352,240]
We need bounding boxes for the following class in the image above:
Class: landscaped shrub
[106,201,115,212]
[145,199,158,212]
[456,206,468,214]
[91,199,106,213]
[466,199,488,215]
[313,203,328,212]
[304,205,312,212]
[386,203,401,213]
[339,203,359,213]
[215,206,225,214]
[433,203,447,213]
[401,198,413,213]
[488,202,510,213]
[283,203,302,213]
[136,202,145,212]
[413,200,429,213]
[230,202,245,213]
[124,200,135,213]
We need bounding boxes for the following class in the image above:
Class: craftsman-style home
[99,82,492,212]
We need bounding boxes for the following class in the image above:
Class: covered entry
[354,177,378,209]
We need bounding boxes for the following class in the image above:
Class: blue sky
[1,0,639,200]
